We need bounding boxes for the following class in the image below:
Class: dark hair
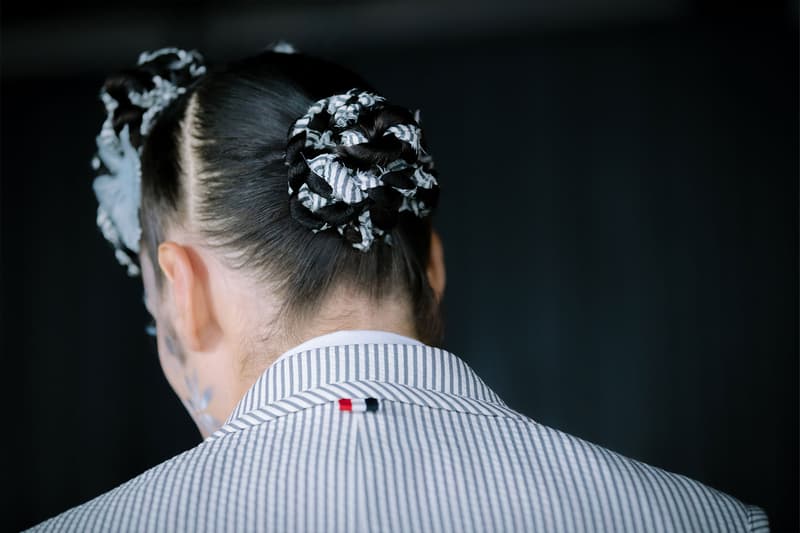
[101,50,443,346]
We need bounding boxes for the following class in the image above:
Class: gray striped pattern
[29,342,770,532]
[384,124,422,153]
[304,153,381,205]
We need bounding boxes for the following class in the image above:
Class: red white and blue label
[338,398,379,413]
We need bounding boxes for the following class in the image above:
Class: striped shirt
[29,331,770,532]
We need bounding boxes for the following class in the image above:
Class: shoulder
[500,410,769,533]
[373,388,769,533]
[25,438,221,532]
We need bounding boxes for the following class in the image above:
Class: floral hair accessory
[285,89,439,252]
[91,47,206,276]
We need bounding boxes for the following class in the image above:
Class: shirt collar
[224,329,504,424]
[269,329,424,367]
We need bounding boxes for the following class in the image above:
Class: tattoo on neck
[182,369,222,435]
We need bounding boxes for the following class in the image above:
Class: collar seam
[210,386,521,444]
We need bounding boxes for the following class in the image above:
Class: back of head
[92,47,443,346]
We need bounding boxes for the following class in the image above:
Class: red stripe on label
[338,398,352,411]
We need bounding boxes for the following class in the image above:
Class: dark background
[2,1,797,531]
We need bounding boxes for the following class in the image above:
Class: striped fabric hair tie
[285,89,440,252]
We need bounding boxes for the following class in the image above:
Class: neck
[234,287,418,396]
[300,298,418,345]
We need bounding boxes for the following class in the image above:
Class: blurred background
[2,0,797,530]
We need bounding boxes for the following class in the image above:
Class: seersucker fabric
[29,335,769,532]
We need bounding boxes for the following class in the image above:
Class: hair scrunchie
[285,88,439,252]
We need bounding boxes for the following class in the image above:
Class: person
[28,44,769,532]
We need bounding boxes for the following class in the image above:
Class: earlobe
[426,229,446,303]
[157,242,215,353]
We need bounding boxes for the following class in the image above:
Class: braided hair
[93,49,444,345]
[285,89,439,251]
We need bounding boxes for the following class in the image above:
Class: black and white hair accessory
[286,88,440,252]
[91,47,206,276]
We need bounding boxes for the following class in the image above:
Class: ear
[426,229,446,303]
[157,241,218,353]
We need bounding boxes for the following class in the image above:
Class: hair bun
[285,89,439,251]
[91,47,207,275]
[100,48,207,148]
